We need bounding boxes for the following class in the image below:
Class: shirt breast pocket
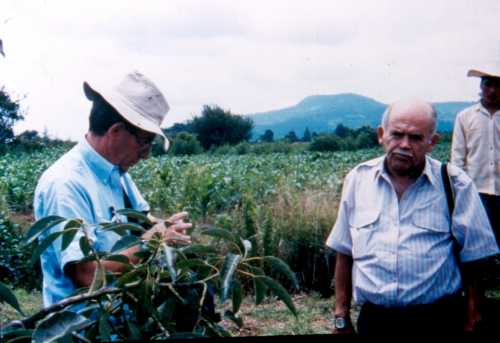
[411,206,451,256]
[411,206,450,234]
[349,209,380,259]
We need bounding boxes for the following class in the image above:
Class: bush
[191,105,253,150]
[169,132,203,156]
[309,134,342,152]
[0,213,41,290]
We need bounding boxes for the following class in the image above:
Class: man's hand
[142,211,192,246]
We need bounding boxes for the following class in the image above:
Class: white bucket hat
[83,70,170,151]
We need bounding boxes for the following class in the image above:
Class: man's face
[378,106,438,177]
[480,77,500,109]
[112,124,155,171]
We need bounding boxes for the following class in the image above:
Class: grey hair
[381,103,438,135]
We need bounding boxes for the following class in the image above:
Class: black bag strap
[441,162,455,216]
[441,163,462,267]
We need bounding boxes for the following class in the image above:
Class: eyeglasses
[123,123,156,147]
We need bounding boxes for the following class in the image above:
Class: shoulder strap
[441,163,462,268]
[441,162,455,217]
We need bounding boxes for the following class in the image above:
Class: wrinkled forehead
[387,101,435,133]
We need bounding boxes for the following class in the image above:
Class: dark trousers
[479,193,500,245]
[357,293,463,337]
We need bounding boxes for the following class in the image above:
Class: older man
[451,66,500,244]
[327,99,499,336]
[34,71,192,307]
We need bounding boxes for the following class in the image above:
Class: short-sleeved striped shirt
[326,155,499,307]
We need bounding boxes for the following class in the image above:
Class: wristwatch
[334,315,349,330]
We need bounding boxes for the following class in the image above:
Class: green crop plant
[1,210,298,341]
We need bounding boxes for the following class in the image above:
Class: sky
[0,0,499,141]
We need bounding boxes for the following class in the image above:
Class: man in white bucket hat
[34,71,192,307]
[451,64,500,246]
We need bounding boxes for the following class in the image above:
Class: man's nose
[399,135,411,148]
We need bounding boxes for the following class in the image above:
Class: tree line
[1,87,380,156]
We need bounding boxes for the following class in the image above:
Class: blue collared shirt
[34,138,149,307]
[326,155,499,307]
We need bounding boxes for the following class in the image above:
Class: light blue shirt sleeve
[325,170,354,255]
[36,178,98,272]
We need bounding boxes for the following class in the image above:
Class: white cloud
[0,0,498,140]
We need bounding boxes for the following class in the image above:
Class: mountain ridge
[247,93,474,138]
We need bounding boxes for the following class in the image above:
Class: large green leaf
[116,209,152,226]
[63,218,83,230]
[0,281,24,316]
[104,254,130,264]
[220,253,242,303]
[101,222,145,236]
[259,276,298,317]
[88,263,106,293]
[32,310,90,343]
[263,256,299,290]
[60,219,84,252]
[25,216,66,245]
[61,228,79,252]
[117,269,143,287]
[30,231,64,266]
[253,276,267,305]
[231,279,242,314]
[79,236,91,256]
[110,235,140,253]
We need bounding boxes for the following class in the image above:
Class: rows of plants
[0,142,451,294]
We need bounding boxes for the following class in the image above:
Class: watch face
[335,317,347,329]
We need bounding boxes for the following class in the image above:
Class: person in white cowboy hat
[33,71,192,308]
[451,64,500,246]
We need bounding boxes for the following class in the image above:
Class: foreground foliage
[1,210,298,341]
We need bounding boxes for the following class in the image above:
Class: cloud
[1,0,498,140]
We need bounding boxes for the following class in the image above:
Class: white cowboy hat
[83,70,170,151]
[467,64,500,79]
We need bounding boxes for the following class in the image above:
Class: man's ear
[108,122,126,137]
[426,133,440,152]
[377,126,384,145]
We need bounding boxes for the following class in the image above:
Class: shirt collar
[79,137,122,185]
[477,102,500,117]
[374,154,438,189]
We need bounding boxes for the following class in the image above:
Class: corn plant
[0,210,298,342]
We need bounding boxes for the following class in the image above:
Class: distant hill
[247,93,474,139]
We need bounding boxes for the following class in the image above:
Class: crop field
[0,142,451,288]
[0,141,455,334]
